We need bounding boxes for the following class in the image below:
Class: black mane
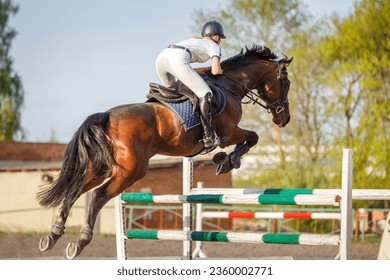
[221,45,278,69]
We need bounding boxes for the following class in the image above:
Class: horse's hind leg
[64,179,113,259]
[38,212,67,252]
[65,155,150,259]
[39,176,107,253]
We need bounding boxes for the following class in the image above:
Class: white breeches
[155,48,211,98]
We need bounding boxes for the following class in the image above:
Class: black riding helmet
[201,20,226,39]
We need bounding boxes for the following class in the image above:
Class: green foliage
[0,0,24,141]
[287,219,337,234]
[194,0,389,199]
[321,0,390,191]
[192,0,309,53]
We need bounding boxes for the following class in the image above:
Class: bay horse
[37,45,293,259]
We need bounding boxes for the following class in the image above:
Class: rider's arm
[211,56,223,75]
[195,66,212,74]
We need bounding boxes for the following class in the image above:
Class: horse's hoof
[216,162,233,175]
[38,235,55,252]
[212,152,229,165]
[65,242,82,260]
[230,157,241,169]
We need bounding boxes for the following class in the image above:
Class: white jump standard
[116,149,355,260]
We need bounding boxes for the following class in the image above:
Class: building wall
[0,157,232,233]
[0,170,88,233]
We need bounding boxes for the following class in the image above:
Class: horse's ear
[280,56,293,67]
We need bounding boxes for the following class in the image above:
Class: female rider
[155,20,226,151]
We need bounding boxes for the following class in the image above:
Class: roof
[0,142,214,172]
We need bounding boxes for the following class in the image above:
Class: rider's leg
[158,49,220,149]
[156,50,177,87]
[199,92,220,149]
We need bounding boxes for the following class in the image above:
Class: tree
[0,0,24,141]
[193,0,309,53]
[194,0,389,198]
[322,0,390,197]
[193,0,336,189]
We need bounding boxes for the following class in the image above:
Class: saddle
[148,82,194,103]
[146,77,226,130]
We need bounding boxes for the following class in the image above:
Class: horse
[37,45,293,259]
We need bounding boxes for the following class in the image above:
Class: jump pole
[190,188,390,200]
[127,229,340,246]
[200,211,341,220]
[121,193,341,206]
[182,157,193,260]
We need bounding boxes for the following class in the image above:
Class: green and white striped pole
[126,229,340,246]
[121,192,341,206]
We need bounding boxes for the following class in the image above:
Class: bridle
[222,60,289,115]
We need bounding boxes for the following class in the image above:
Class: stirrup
[203,132,220,149]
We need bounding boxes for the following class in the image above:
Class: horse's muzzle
[273,114,290,127]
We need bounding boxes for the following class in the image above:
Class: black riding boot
[199,92,220,150]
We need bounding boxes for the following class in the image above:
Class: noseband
[223,61,289,115]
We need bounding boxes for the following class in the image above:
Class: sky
[9,0,355,143]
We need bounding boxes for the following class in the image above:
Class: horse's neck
[230,61,275,90]
[222,66,261,97]
[206,61,275,99]
[210,72,246,100]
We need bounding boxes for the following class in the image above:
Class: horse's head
[221,45,293,128]
[257,57,293,127]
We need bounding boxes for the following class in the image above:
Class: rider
[155,20,226,150]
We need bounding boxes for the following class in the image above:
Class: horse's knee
[249,132,259,145]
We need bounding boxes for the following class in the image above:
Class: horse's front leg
[213,128,258,175]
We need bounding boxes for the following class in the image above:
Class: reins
[219,60,288,115]
[221,73,269,110]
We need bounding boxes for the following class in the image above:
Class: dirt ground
[0,232,381,260]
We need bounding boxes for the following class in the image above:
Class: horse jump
[116,149,356,260]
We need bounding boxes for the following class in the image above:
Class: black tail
[37,112,117,215]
